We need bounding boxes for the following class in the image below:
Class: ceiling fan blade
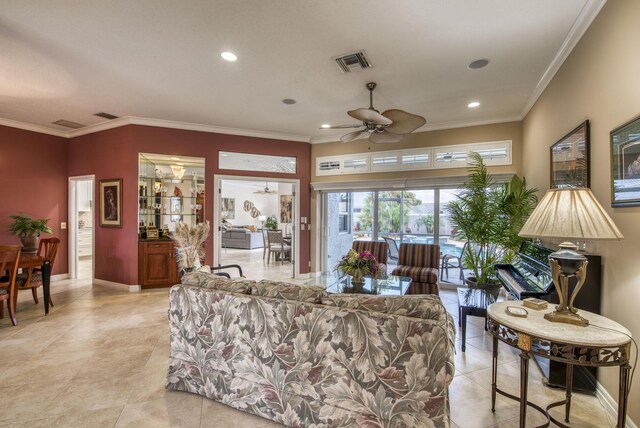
[369,131,405,144]
[319,124,364,129]
[348,108,392,125]
[340,130,367,143]
[381,109,426,134]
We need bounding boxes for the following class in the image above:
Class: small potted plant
[9,214,52,253]
[264,216,278,231]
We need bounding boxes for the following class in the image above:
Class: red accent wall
[68,124,311,285]
[0,125,68,275]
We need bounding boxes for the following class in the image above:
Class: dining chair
[267,230,291,264]
[0,245,21,326]
[16,237,60,307]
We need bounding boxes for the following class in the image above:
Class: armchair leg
[0,301,4,319]
[32,287,39,304]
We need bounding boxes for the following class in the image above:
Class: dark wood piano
[495,241,554,299]
[495,241,602,393]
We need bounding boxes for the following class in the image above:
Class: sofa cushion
[322,293,448,321]
[392,265,438,284]
[181,271,253,294]
[253,280,327,304]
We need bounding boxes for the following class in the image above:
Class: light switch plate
[301,217,307,224]
[61,222,67,229]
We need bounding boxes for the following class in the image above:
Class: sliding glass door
[323,187,463,274]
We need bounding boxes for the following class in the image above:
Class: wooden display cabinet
[138,240,179,289]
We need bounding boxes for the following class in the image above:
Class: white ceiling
[0,0,604,142]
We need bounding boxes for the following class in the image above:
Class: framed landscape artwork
[611,114,640,207]
[550,120,590,188]
[99,178,122,228]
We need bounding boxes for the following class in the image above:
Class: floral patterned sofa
[167,272,456,427]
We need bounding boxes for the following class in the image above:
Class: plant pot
[465,277,502,297]
[20,235,39,254]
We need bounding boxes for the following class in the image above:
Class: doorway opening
[214,176,299,281]
[69,176,95,280]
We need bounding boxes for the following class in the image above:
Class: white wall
[221,181,278,227]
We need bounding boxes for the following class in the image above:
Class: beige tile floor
[0,274,616,427]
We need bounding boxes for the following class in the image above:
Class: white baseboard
[52,273,70,281]
[93,278,141,293]
[595,380,637,427]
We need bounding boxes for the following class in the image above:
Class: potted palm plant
[9,214,53,253]
[447,152,537,292]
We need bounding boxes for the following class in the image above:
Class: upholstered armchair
[351,240,388,275]
[392,243,440,295]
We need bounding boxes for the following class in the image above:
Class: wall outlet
[300,224,306,231]
[301,217,307,224]
[61,222,67,229]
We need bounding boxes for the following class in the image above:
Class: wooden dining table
[6,252,52,323]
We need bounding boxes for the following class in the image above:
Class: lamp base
[544,309,589,327]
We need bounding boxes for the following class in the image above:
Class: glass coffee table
[306,272,412,295]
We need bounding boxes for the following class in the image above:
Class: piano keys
[495,241,554,300]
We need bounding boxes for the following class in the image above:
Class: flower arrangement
[335,249,382,283]
[171,221,211,272]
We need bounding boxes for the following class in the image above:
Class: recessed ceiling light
[221,51,238,62]
[468,101,480,108]
[321,124,331,128]
[468,59,489,70]
[282,98,296,105]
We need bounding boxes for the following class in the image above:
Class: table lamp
[519,188,623,326]
[258,215,267,228]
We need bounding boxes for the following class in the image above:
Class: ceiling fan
[322,82,426,144]
[253,182,277,195]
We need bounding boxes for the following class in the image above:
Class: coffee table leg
[42,260,51,315]
[491,335,498,412]
[565,363,573,422]
[519,350,530,428]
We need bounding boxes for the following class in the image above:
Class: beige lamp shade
[519,188,623,241]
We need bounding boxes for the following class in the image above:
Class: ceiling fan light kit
[323,82,426,144]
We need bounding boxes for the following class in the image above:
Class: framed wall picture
[550,120,590,188]
[610,114,640,207]
[99,178,122,227]
[221,197,235,219]
[280,195,292,223]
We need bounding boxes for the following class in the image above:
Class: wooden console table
[487,301,632,428]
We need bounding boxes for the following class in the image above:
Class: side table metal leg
[461,309,468,352]
[491,335,498,412]
[519,350,530,428]
[618,363,631,428]
[565,363,573,423]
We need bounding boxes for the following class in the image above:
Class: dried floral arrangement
[171,221,211,271]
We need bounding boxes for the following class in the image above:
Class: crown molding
[520,0,607,118]
[0,115,311,143]
[0,117,69,137]
[68,116,311,142]
[309,115,522,144]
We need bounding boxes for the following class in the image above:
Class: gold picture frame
[99,178,123,228]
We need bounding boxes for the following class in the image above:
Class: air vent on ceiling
[94,112,119,120]
[333,50,372,73]
[52,119,85,129]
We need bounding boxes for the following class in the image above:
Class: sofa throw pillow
[181,271,253,294]
[246,225,257,232]
[322,293,448,321]
[253,280,327,304]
